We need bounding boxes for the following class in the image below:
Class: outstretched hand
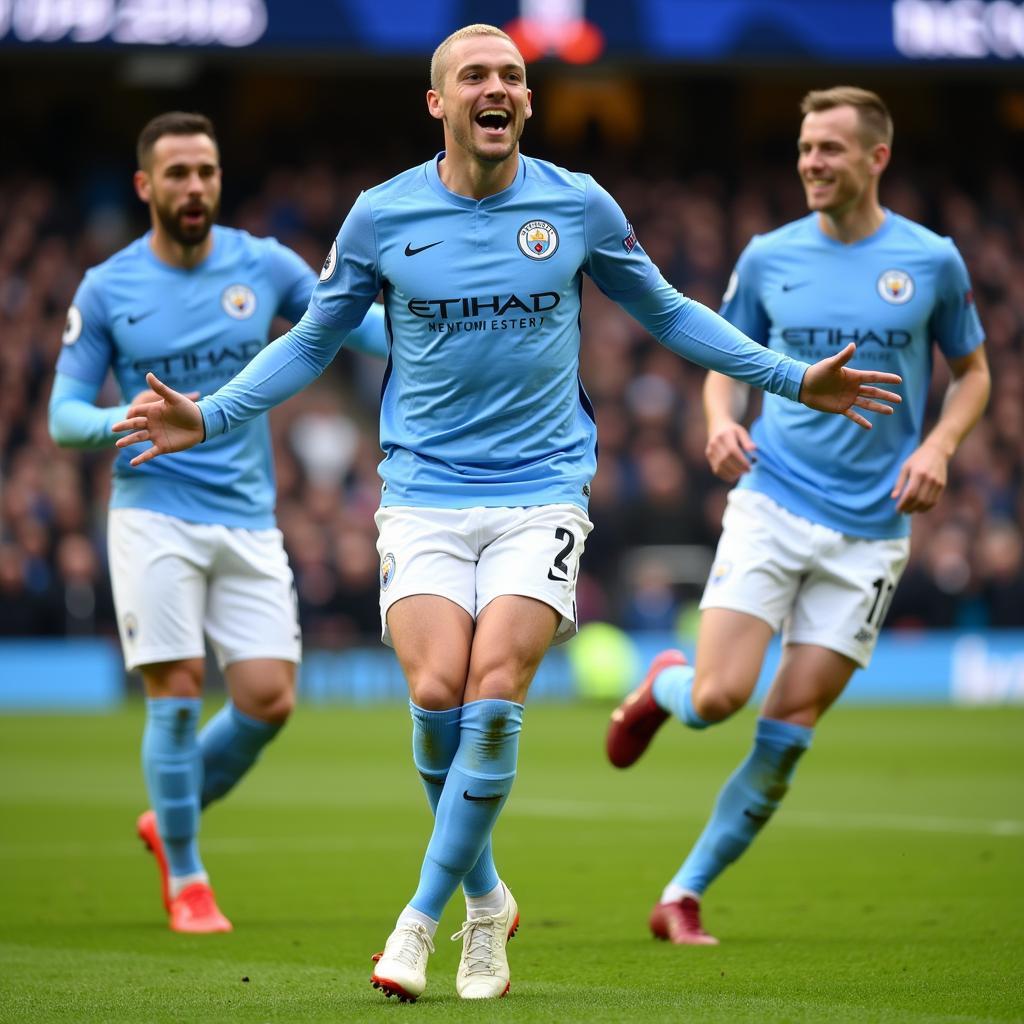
[799,343,902,429]
[112,372,204,466]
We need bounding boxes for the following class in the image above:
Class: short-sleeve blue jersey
[53,226,387,528]
[200,154,809,510]
[720,211,984,539]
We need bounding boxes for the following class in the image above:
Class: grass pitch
[1,702,1022,1023]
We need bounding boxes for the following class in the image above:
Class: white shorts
[699,490,910,668]
[374,504,594,648]
[107,508,301,671]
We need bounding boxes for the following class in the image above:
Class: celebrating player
[49,112,387,933]
[606,86,989,945]
[111,40,900,996]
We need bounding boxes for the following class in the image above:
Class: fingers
[856,384,902,403]
[854,397,895,416]
[114,429,150,449]
[828,342,857,367]
[847,369,903,385]
[146,372,177,399]
[844,408,873,430]
[890,465,909,500]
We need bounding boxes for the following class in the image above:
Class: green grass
[1,702,1022,1023]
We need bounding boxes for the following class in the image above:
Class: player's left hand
[799,342,902,429]
[112,372,205,466]
[890,443,948,513]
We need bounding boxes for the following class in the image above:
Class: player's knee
[692,677,746,723]
[142,660,203,699]
[409,674,465,711]
[258,685,295,725]
[471,666,528,704]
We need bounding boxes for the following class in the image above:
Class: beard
[153,196,218,247]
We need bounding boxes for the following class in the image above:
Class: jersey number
[865,577,896,629]
[547,527,575,582]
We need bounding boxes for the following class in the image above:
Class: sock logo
[742,808,771,827]
[462,790,502,802]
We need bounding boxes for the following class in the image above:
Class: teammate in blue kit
[48,112,387,934]
[112,40,900,996]
[607,86,990,946]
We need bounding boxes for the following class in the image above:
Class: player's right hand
[705,420,757,482]
[112,372,204,466]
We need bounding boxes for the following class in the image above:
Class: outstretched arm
[890,345,990,513]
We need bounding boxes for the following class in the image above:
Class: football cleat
[370,921,435,1002]
[606,649,688,768]
[136,809,171,912]
[168,882,233,934]
[649,896,719,946]
[452,884,520,999]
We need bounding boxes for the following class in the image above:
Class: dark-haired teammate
[111,41,901,996]
[607,87,989,945]
[49,112,387,933]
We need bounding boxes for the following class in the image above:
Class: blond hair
[801,86,893,147]
[430,23,521,92]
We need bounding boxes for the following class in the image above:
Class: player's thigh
[474,503,593,648]
[786,533,910,670]
[386,594,474,709]
[699,490,806,633]
[224,658,297,722]
[107,508,208,671]
[205,526,302,671]
[465,594,562,704]
[375,506,479,652]
[693,607,775,712]
[761,644,858,726]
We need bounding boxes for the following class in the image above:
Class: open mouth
[475,108,510,134]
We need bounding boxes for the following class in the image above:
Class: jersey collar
[812,208,896,249]
[425,152,527,210]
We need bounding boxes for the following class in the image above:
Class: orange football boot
[136,810,171,912]
[169,882,233,934]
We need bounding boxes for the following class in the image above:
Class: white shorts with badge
[374,504,594,648]
[107,508,301,671]
[699,490,910,668]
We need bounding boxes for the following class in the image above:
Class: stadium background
[1,0,1022,708]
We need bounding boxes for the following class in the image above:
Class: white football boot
[452,883,520,999]
[370,920,435,1002]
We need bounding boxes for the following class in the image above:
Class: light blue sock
[142,697,204,879]
[410,702,498,898]
[652,664,709,729]
[199,702,282,808]
[410,699,523,921]
[672,716,813,895]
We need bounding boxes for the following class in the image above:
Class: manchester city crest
[221,284,257,319]
[380,552,397,592]
[876,269,914,305]
[518,219,559,260]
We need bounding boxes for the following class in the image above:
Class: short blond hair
[801,86,893,147]
[430,23,521,92]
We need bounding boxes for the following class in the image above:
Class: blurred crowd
[1,152,1021,649]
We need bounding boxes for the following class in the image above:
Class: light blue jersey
[200,155,809,510]
[51,226,388,528]
[720,212,984,539]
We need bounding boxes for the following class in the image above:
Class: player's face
[797,106,883,217]
[428,36,532,165]
[138,134,221,246]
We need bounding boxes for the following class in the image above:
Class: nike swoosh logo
[126,310,157,324]
[743,808,771,824]
[404,240,444,257]
[781,281,809,292]
[463,790,502,802]
[547,569,568,582]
